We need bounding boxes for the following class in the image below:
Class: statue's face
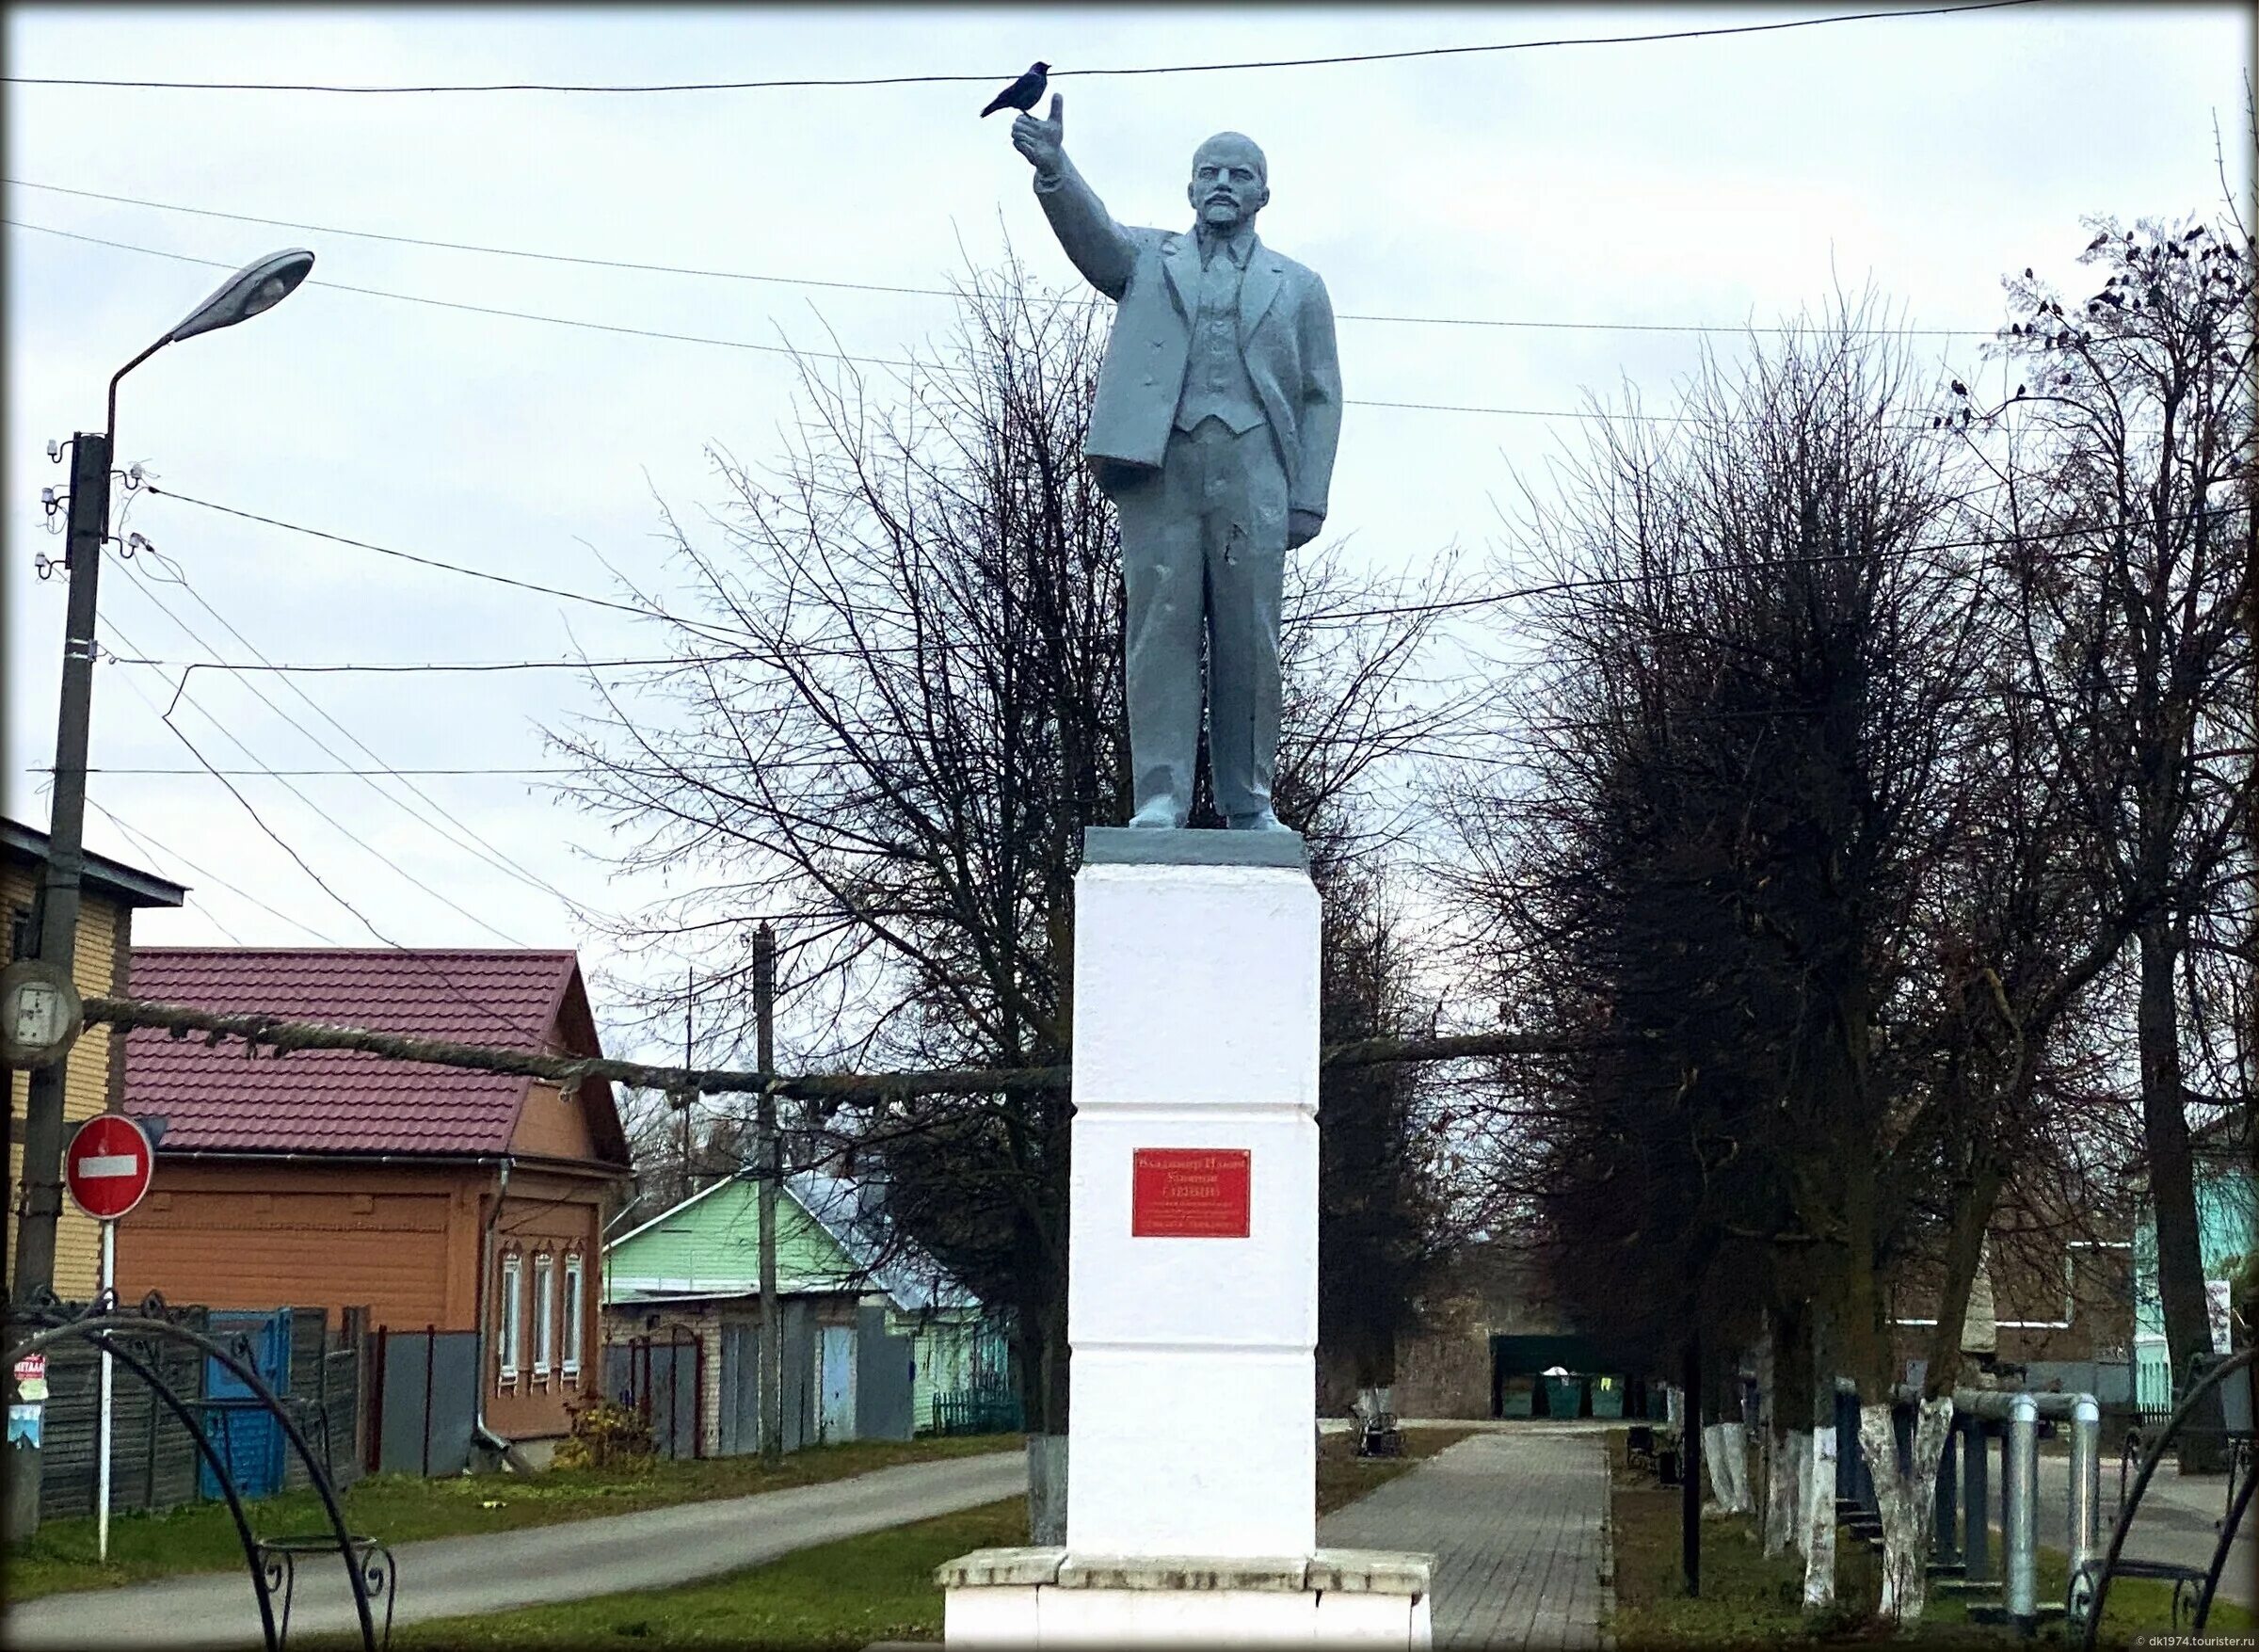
[1187,136,1269,233]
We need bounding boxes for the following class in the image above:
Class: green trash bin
[1543,1372,1585,1419]
[1498,1374,1534,1418]
[1590,1374,1626,1419]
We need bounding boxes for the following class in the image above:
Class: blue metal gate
[200,1309,292,1500]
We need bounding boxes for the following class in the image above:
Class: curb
[1597,1436,1618,1650]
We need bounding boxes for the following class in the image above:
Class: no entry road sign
[64,1115,154,1222]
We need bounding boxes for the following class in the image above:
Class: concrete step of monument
[1925,1560,1968,1580]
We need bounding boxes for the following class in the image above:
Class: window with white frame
[498,1253,523,1382]
[562,1254,584,1378]
[533,1252,555,1377]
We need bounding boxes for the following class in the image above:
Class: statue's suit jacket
[1034,156,1342,521]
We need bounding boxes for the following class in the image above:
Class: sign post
[64,1114,153,1563]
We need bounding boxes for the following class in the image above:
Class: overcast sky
[5,3,2248,1068]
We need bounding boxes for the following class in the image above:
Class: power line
[99,601,536,952]
[1,4,2044,94]
[98,616,573,1036]
[3,221,1981,425]
[84,801,250,946]
[36,762,844,777]
[108,652,745,676]
[82,794,344,945]
[136,483,753,646]
[4,179,1998,339]
[101,498,2253,653]
[113,544,589,911]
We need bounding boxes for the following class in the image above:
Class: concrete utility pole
[11,429,112,1307]
[753,922,783,1463]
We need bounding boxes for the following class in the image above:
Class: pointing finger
[1049,92,1064,127]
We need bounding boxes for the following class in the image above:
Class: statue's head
[1187,133,1269,233]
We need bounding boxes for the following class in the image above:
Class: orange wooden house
[115,949,632,1459]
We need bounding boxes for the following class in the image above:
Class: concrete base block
[940,1548,1433,1648]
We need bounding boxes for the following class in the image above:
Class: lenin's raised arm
[1011,96,1138,301]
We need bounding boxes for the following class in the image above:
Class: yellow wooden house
[3,818,184,1299]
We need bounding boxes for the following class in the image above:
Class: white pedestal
[942,837,1433,1647]
[1070,856,1321,1558]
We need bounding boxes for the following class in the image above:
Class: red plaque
[1131,1148,1251,1238]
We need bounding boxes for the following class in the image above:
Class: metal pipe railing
[2067,1395,2101,1586]
[2005,1392,2040,1627]
[1831,1378,2100,1630]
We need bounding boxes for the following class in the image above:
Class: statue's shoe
[1127,800,1187,828]
[1226,809,1292,832]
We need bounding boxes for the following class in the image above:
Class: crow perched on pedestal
[982,61,1049,118]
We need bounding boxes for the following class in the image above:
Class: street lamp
[108,249,316,446]
[11,248,316,1306]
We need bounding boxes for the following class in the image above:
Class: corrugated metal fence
[36,1304,366,1521]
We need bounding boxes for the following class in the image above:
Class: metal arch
[2078,1343,2255,1651]
[6,1292,381,1652]
[2194,1457,2258,1637]
[82,1327,280,1651]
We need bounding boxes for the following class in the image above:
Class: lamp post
[11,248,315,1307]
[7,247,313,1544]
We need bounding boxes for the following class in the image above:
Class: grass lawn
[344,1423,1483,1648]
[1606,1432,2253,1647]
[7,1433,1024,1603]
[371,1499,1028,1650]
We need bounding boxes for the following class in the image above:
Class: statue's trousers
[1111,415,1288,822]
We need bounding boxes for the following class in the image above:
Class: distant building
[1334,1236,1660,1420]
[2,817,185,1299]
[605,1170,1009,1452]
[2132,1117,2255,1407]
[115,947,631,1462]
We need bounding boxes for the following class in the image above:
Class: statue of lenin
[1011,95,1343,832]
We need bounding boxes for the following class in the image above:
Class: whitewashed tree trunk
[1768,1428,1803,1556]
[1802,1422,1837,1607]
[1706,1422,1735,1508]
[1859,1396,1953,1628]
[1721,1421,1753,1513]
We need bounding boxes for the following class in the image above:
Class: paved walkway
[2025,1451,2255,1612]
[1322,1426,1612,1649]
[2,1447,1029,1650]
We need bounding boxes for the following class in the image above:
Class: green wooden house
[604,1171,1009,1449]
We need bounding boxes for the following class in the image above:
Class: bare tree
[1444,296,2027,1620]
[1963,206,2253,1431]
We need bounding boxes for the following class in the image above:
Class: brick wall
[605,1304,723,1456]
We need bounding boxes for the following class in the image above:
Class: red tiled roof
[123,949,604,1157]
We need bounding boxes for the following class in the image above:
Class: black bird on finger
[982,61,1049,118]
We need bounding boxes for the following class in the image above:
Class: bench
[2068,1555,2206,1635]
[1351,1387,1403,1458]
